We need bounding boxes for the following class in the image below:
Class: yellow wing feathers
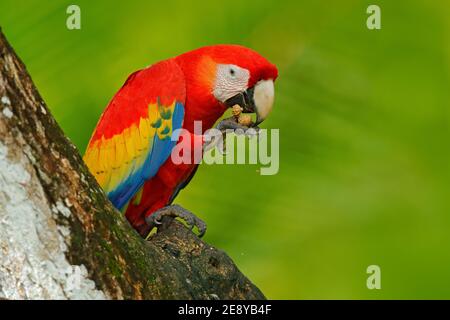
[83,102,176,194]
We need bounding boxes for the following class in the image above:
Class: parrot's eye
[213,64,250,103]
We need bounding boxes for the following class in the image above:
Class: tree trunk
[0,29,265,300]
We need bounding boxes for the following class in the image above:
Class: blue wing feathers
[108,102,185,210]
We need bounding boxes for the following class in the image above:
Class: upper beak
[224,79,275,125]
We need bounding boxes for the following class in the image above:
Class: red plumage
[85,45,278,236]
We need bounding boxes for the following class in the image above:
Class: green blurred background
[1,0,449,299]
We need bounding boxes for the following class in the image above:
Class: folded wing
[83,59,186,210]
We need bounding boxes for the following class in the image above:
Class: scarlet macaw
[83,45,278,237]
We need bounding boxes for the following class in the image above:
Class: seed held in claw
[238,114,253,126]
[232,104,243,119]
[231,104,253,126]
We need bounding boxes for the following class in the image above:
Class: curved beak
[224,79,275,125]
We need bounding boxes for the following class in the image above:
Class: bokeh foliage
[1,0,449,299]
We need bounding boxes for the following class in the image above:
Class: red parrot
[83,45,278,237]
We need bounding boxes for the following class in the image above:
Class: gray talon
[216,117,247,132]
[145,204,207,237]
[205,117,260,154]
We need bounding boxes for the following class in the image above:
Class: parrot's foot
[216,117,260,133]
[204,117,260,152]
[145,204,207,237]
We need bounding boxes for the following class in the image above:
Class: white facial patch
[213,64,250,102]
[254,79,275,124]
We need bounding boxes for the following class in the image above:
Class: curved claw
[145,204,207,238]
[183,216,195,230]
[197,223,207,238]
[216,117,249,132]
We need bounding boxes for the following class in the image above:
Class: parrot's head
[176,45,278,128]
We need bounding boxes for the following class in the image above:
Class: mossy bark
[0,29,265,300]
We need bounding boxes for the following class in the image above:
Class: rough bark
[0,29,265,300]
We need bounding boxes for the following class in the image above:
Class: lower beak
[224,79,275,125]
